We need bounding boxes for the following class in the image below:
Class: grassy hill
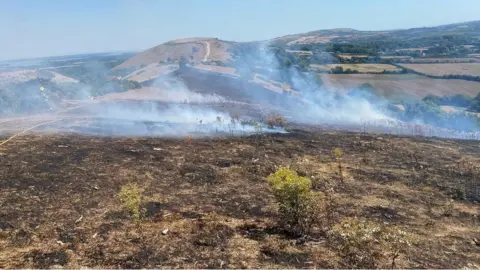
[113,38,239,70]
[273,20,480,48]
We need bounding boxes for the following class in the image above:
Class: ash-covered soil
[0,128,479,268]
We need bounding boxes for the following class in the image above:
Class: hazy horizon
[1,0,479,61]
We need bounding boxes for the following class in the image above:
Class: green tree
[331,66,344,74]
[467,93,480,112]
[267,168,321,235]
[422,94,441,105]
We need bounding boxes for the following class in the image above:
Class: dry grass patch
[399,63,480,76]
[318,74,480,98]
[311,64,401,73]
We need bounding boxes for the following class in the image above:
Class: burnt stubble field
[0,127,479,268]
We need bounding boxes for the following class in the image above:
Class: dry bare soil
[0,128,479,268]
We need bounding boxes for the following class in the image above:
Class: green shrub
[266,167,320,235]
[118,183,143,220]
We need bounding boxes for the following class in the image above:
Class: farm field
[380,56,412,60]
[318,74,480,99]
[336,54,368,59]
[285,49,313,56]
[408,58,478,63]
[399,63,480,76]
[311,64,401,73]
[396,47,431,52]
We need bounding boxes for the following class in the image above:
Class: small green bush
[118,183,143,220]
[266,167,320,235]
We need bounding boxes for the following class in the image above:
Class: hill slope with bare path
[114,38,236,70]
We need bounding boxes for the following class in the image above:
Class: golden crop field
[336,54,368,59]
[399,63,480,76]
[380,56,412,60]
[311,64,401,73]
[317,74,480,98]
[409,58,478,63]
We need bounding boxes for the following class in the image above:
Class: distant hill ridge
[115,20,480,70]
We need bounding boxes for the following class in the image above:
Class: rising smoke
[230,42,391,124]
[227,41,479,138]
[1,40,478,139]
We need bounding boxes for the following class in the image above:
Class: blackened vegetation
[0,127,478,268]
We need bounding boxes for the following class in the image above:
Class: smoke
[1,41,478,140]
[150,75,226,104]
[45,101,285,137]
[226,41,479,139]
[87,101,228,123]
[59,71,282,137]
[230,42,392,125]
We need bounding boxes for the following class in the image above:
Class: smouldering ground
[0,129,479,268]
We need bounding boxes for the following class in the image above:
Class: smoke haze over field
[228,42,392,125]
[0,2,479,139]
[1,46,478,139]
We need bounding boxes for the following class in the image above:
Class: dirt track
[203,41,211,62]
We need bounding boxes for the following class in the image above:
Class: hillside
[272,28,386,46]
[113,20,480,92]
[272,20,480,47]
[0,70,78,88]
[1,17,480,269]
[114,38,238,70]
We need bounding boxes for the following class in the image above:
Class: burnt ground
[0,128,479,268]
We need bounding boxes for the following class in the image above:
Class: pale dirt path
[203,41,211,62]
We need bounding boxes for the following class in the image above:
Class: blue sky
[0,0,479,61]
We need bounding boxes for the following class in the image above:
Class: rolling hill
[110,21,480,105]
[113,38,238,70]
[0,70,78,88]
[272,20,480,47]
